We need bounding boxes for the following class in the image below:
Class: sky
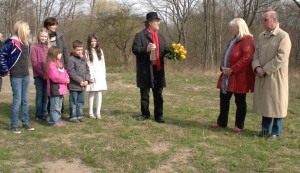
[119,0,150,14]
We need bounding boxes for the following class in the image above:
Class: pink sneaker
[53,122,66,127]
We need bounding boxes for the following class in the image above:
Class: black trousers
[217,90,247,129]
[140,87,163,119]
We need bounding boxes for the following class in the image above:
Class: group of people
[131,11,291,142]
[0,10,293,142]
[211,11,291,141]
[0,17,107,133]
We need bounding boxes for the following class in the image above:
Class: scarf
[48,32,56,38]
[221,36,237,94]
[147,27,160,70]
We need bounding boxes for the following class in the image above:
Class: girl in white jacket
[85,34,107,119]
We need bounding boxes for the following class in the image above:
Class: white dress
[85,49,107,91]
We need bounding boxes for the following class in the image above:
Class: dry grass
[0,66,299,173]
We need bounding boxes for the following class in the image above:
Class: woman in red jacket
[211,18,255,132]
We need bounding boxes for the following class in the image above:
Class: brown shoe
[211,124,223,128]
[232,127,243,133]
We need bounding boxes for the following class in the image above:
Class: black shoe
[137,115,150,121]
[23,124,35,131]
[256,130,271,137]
[155,117,165,123]
[266,134,279,141]
[36,117,47,122]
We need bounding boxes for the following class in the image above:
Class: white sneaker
[89,114,96,119]
[96,115,101,119]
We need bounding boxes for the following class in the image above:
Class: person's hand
[80,81,85,86]
[221,66,232,76]
[147,43,156,52]
[84,81,88,86]
[67,79,70,84]
[256,67,265,77]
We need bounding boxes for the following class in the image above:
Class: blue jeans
[49,95,63,125]
[10,75,30,129]
[34,77,48,119]
[69,91,84,118]
[0,76,2,90]
[262,117,283,136]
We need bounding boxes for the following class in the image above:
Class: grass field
[0,66,299,173]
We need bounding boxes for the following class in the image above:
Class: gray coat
[132,29,168,88]
[67,55,90,91]
[52,31,68,68]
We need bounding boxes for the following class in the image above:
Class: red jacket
[217,35,255,93]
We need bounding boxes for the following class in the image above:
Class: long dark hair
[87,34,102,62]
[44,46,62,79]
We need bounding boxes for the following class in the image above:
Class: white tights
[88,91,102,115]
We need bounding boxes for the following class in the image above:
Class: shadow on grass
[0,102,51,129]
[165,116,210,129]
[104,109,140,117]
[160,115,258,138]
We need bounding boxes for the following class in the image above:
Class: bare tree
[142,0,199,48]
[96,2,140,66]
[31,0,56,34]
[0,0,25,35]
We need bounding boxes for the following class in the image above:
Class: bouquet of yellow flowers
[165,43,187,61]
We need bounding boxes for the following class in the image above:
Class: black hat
[144,12,161,23]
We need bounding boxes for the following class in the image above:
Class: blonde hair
[229,18,252,39]
[37,27,50,46]
[13,21,30,45]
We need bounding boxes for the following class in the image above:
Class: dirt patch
[147,148,195,173]
[279,146,300,155]
[148,142,171,155]
[108,80,136,91]
[216,167,230,173]
[10,159,93,173]
[38,159,93,173]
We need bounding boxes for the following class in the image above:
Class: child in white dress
[85,34,107,119]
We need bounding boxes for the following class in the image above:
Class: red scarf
[147,27,160,70]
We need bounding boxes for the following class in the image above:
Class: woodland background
[0,0,299,70]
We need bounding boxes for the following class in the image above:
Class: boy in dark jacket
[67,40,90,123]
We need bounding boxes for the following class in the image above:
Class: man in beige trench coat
[252,11,292,141]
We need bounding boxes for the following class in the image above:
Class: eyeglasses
[263,18,273,22]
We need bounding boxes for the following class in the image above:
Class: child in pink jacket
[45,46,69,127]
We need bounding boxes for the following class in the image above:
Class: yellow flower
[180,55,186,59]
[171,43,176,48]
[176,43,181,47]
[174,50,179,53]
[180,46,184,50]
[183,50,187,55]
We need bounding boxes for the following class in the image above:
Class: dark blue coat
[0,36,29,76]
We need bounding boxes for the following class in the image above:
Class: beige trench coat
[252,24,291,118]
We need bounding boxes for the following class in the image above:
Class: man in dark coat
[132,12,168,123]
